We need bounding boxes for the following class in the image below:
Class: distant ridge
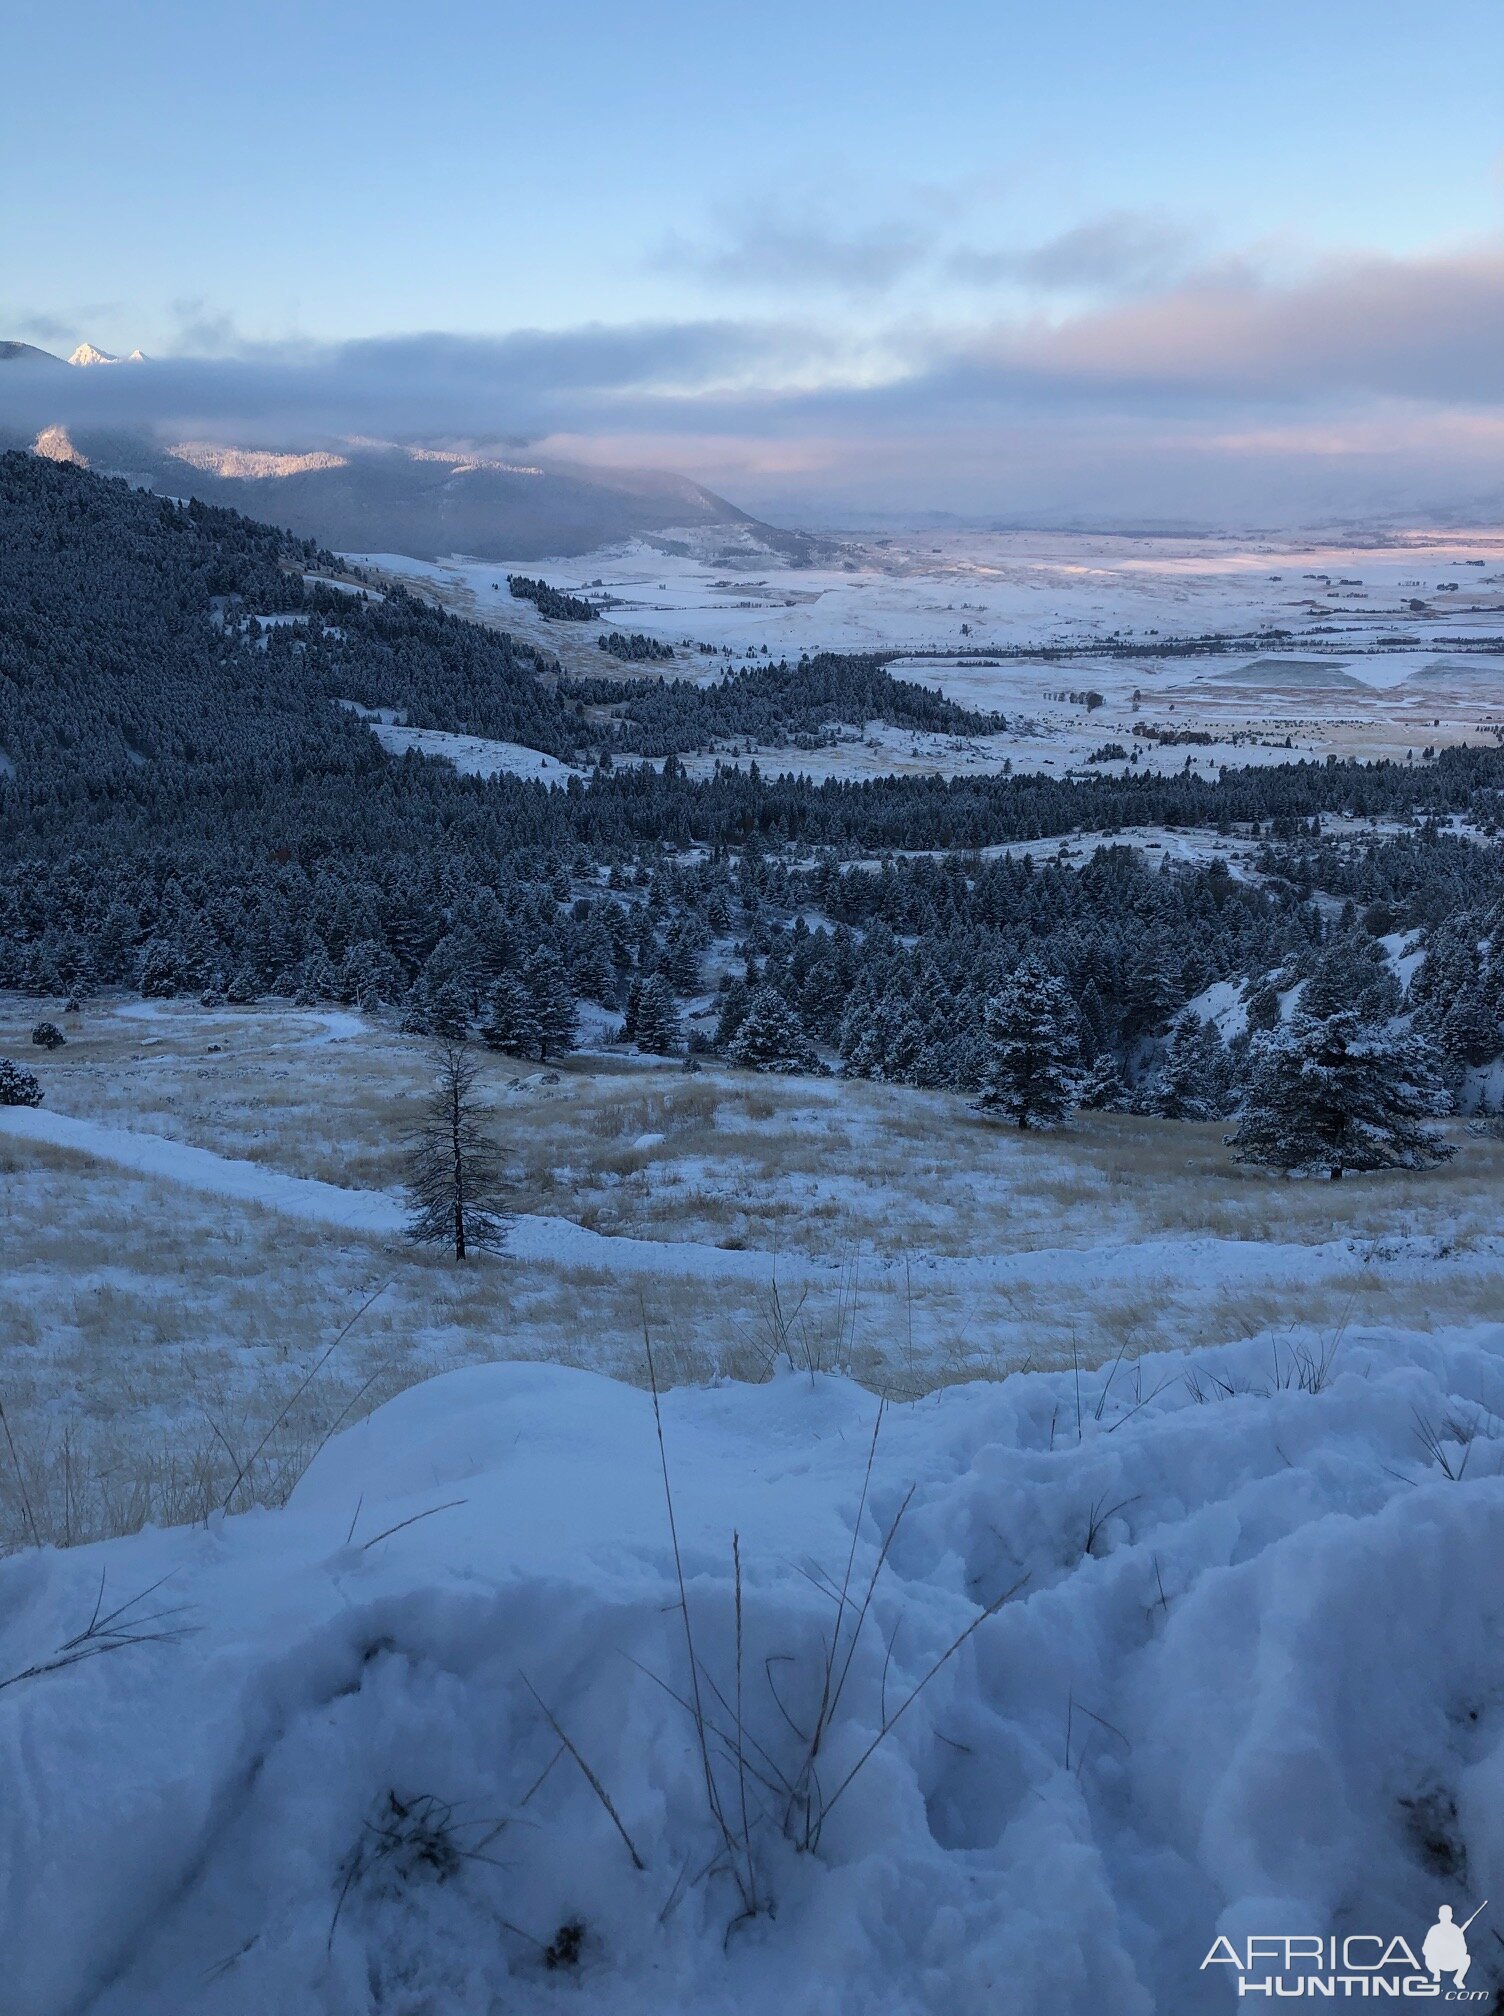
[0,338,815,561]
[0,341,65,366]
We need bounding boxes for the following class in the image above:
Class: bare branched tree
[404,1038,510,1260]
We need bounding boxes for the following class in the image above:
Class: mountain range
[0,340,805,561]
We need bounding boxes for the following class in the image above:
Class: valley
[352,525,1504,782]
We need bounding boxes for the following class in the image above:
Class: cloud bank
[3,241,1501,526]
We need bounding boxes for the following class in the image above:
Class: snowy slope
[0,1334,1499,2014]
[368,721,587,782]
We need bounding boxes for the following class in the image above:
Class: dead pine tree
[404,1038,510,1260]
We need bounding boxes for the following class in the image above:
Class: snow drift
[1,1327,1501,2014]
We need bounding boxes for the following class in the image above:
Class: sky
[3,0,1503,526]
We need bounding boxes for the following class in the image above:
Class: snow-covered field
[4,994,1503,1558]
[4,985,1504,2009]
[345,528,1504,783]
[2,1330,1500,2014]
[350,525,1504,661]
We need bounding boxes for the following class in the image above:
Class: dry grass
[14,995,1498,1258]
[4,992,1500,1550]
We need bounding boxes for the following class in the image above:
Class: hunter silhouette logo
[1201,1900,1489,1999]
[1422,1904,1481,1991]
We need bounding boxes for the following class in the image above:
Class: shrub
[0,1059,44,1106]
[31,1023,65,1051]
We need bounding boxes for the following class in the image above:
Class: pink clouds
[4,239,1501,524]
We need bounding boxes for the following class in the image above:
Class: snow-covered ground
[344,529,1504,784]
[369,722,586,783]
[10,1102,1492,1310]
[5,994,1503,1576]
[348,526,1504,661]
[2,1330,1500,2014]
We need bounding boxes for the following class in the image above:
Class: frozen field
[350,525,1504,659]
[3,995,1501,1556]
[345,527,1504,781]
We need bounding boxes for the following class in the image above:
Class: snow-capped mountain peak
[67,341,143,367]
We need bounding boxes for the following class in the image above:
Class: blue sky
[4,0,1502,521]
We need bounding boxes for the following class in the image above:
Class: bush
[31,1022,65,1050]
[0,1059,43,1106]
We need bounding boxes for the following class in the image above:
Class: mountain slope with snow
[0,344,799,560]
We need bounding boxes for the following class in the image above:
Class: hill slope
[0,341,799,559]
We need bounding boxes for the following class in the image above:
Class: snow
[344,528,1504,663]
[0,1107,404,1235]
[1380,929,1428,994]
[843,824,1265,878]
[114,999,366,1047]
[343,530,1504,783]
[1,1329,1499,2014]
[5,1104,1496,1308]
[1185,978,1249,1041]
[365,721,587,783]
[304,574,384,600]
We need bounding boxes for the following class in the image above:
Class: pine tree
[1439,985,1498,1072]
[883,1013,927,1084]
[1227,1010,1454,1179]
[634,972,684,1055]
[1243,977,1282,1033]
[341,939,400,1013]
[1145,1009,1225,1120]
[293,945,339,1007]
[659,920,704,995]
[0,1058,44,1107]
[526,950,578,1062]
[137,938,184,998]
[1303,932,1400,1024]
[713,978,751,1051]
[840,996,893,1078]
[571,915,620,1007]
[1079,1053,1128,1111]
[423,979,472,1041]
[404,1039,510,1259]
[973,960,1085,1129]
[726,985,820,1074]
[480,973,541,1057]
[620,976,643,1046]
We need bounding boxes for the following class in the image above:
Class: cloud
[0,319,835,443]
[0,301,124,347]
[967,246,1504,405]
[948,210,1197,292]
[3,241,1501,523]
[167,299,245,355]
[655,203,932,296]
[659,196,1199,301]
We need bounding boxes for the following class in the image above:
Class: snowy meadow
[4,994,1502,1555]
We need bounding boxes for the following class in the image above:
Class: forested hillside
[563,655,1006,754]
[3,451,1503,1105]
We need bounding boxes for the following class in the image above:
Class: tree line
[3,451,1503,1164]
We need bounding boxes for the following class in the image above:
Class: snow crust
[1,1330,1500,2014]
